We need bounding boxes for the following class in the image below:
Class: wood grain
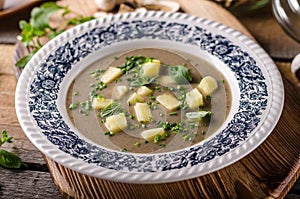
[41,62,300,199]
[0,0,299,198]
[41,1,299,198]
[175,0,252,38]
[178,0,300,61]
[0,168,63,199]
[237,1,300,61]
[0,44,62,198]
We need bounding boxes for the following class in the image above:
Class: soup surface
[67,48,231,153]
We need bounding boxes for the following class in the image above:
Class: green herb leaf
[48,29,64,39]
[19,20,38,46]
[100,102,123,118]
[67,16,95,25]
[0,149,22,169]
[130,76,157,87]
[69,102,79,110]
[169,65,192,84]
[15,49,39,68]
[0,130,13,147]
[0,130,25,169]
[186,111,212,120]
[17,2,95,69]
[62,6,71,17]
[30,2,62,30]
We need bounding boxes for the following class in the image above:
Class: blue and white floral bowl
[15,11,284,183]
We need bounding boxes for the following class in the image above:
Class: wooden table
[0,0,299,198]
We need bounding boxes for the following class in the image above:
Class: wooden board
[176,0,252,38]
[0,168,63,199]
[0,0,42,19]
[42,61,300,199]
[7,0,300,198]
[236,1,300,60]
[0,44,63,198]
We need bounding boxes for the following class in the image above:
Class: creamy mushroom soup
[67,48,231,153]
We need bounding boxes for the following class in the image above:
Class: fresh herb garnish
[67,16,95,25]
[95,82,107,91]
[153,133,168,144]
[134,141,141,147]
[186,111,212,120]
[205,95,212,100]
[168,112,178,116]
[90,68,105,79]
[157,121,183,134]
[130,76,157,87]
[100,102,123,118]
[147,101,158,110]
[79,100,92,112]
[16,2,95,68]
[169,65,192,84]
[0,150,23,169]
[0,130,13,146]
[104,131,115,136]
[160,143,166,148]
[69,102,79,110]
[117,56,153,74]
[183,131,198,142]
[15,49,38,68]
[183,134,195,141]
[0,130,26,169]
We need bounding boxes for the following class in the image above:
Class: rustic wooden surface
[0,44,63,199]
[0,0,299,198]
[236,2,300,61]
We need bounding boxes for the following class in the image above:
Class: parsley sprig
[0,130,26,169]
[16,2,95,68]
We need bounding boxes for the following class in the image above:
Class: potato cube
[92,97,114,110]
[197,76,218,97]
[100,67,122,84]
[141,128,165,141]
[114,85,128,99]
[137,86,153,96]
[127,92,145,105]
[141,60,160,77]
[134,103,152,123]
[185,88,204,109]
[104,113,128,133]
[156,93,180,111]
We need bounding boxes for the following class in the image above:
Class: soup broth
[67,48,231,153]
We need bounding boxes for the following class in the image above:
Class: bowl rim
[15,11,284,184]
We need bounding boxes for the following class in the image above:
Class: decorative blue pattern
[28,19,267,172]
